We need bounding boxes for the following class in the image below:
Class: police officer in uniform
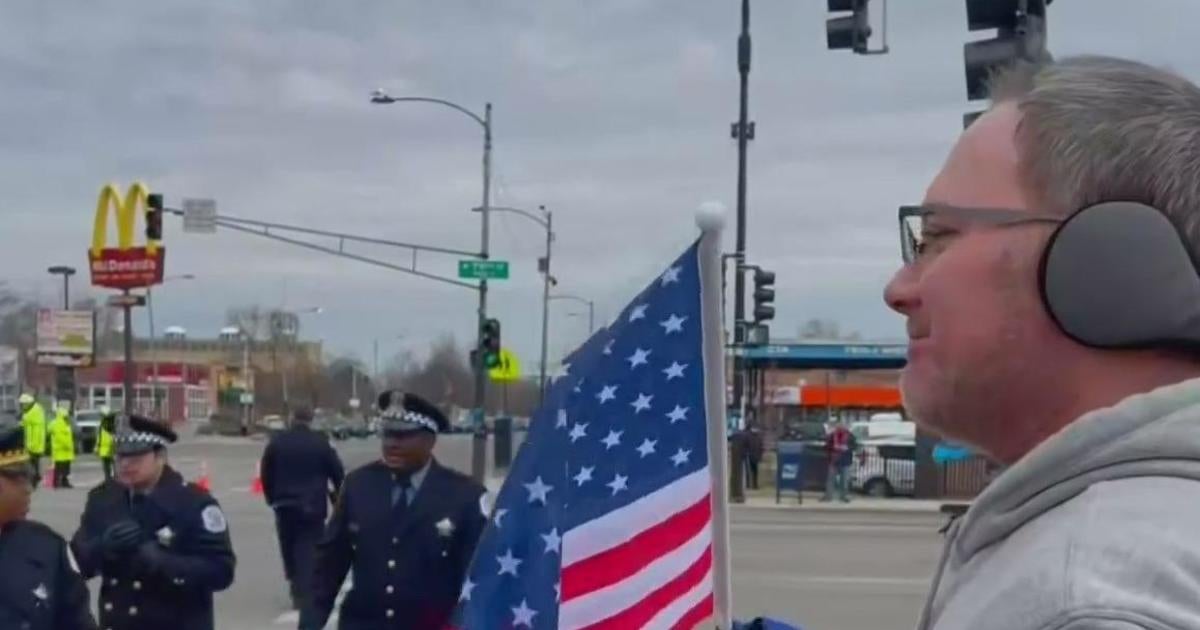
[96,407,116,481]
[70,415,236,630]
[300,391,488,630]
[0,424,97,629]
[18,394,47,487]
[261,406,345,610]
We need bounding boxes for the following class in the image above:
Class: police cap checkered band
[114,431,170,449]
[381,407,439,434]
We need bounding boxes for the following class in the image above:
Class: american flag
[453,238,718,629]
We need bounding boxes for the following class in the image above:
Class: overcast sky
[2,1,1197,369]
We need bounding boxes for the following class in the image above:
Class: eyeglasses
[899,203,1063,264]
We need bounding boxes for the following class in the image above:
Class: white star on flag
[512,599,538,627]
[660,265,682,285]
[671,448,691,466]
[666,405,689,423]
[569,423,588,443]
[555,409,568,429]
[663,361,687,380]
[602,339,614,355]
[660,314,687,334]
[629,304,648,321]
[601,430,623,449]
[493,508,509,527]
[631,393,653,413]
[524,476,553,504]
[497,549,522,577]
[597,385,618,404]
[607,474,628,495]
[459,578,476,602]
[637,439,657,457]
[573,466,594,486]
[541,528,561,555]
[626,348,651,368]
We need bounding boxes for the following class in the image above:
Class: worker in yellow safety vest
[18,393,47,487]
[47,403,75,489]
[96,406,116,480]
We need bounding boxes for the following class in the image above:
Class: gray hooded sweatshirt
[918,378,1200,630]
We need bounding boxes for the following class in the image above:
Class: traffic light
[963,0,1051,102]
[146,193,164,241]
[752,269,775,323]
[480,318,501,369]
[826,0,871,54]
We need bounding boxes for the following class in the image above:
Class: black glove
[135,540,167,572]
[101,520,143,555]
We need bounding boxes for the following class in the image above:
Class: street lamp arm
[371,96,487,129]
[549,294,592,307]
[484,206,549,230]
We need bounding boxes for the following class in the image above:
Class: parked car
[74,409,104,454]
[851,438,917,497]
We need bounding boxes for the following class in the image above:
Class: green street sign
[458,260,509,280]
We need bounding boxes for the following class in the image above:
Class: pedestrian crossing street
[272,580,352,627]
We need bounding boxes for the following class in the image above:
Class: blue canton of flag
[451,238,717,630]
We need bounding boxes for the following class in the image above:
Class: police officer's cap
[0,424,29,472]
[114,414,178,456]
[377,390,448,436]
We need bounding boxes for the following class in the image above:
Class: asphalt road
[28,434,944,630]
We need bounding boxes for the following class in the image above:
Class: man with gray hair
[885,55,1200,629]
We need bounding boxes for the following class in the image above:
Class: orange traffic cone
[195,461,211,493]
[250,462,263,496]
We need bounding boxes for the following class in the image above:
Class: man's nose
[883,264,920,315]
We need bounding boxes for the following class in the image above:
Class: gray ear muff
[1039,201,1200,350]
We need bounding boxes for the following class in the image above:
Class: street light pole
[474,103,492,483]
[729,0,754,504]
[538,208,553,404]
[46,266,76,408]
[371,91,493,482]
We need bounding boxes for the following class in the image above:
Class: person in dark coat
[300,391,488,630]
[261,406,345,610]
[70,415,236,630]
[0,424,98,630]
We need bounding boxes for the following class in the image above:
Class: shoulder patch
[201,505,228,534]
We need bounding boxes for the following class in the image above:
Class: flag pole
[697,204,732,629]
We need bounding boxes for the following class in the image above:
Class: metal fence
[767,440,994,499]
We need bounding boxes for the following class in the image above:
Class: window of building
[186,386,210,421]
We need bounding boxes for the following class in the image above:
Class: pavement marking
[273,580,351,626]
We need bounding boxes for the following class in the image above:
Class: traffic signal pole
[471,103,493,483]
[729,0,752,504]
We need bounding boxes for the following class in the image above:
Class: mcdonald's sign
[89,182,166,290]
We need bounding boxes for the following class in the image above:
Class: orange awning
[800,385,901,408]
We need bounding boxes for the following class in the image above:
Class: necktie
[391,475,412,520]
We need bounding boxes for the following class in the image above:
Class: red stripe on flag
[671,592,716,630]
[562,493,711,601]
[577,546,713,630]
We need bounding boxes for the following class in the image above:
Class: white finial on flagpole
[695,200,727,233]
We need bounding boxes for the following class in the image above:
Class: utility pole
[728,0,754,504]
[537,207,554,405]
[470,103,493,483]
[46,266,76,409]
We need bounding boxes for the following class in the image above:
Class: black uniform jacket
[261,424,345,520]
[0,519,97,630]
[70,466,235,630]
[301,458,488,630]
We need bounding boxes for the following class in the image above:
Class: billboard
[36,309,96,367]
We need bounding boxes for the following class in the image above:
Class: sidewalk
[740,491,948,513]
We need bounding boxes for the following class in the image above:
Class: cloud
[2,0,1198,366]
